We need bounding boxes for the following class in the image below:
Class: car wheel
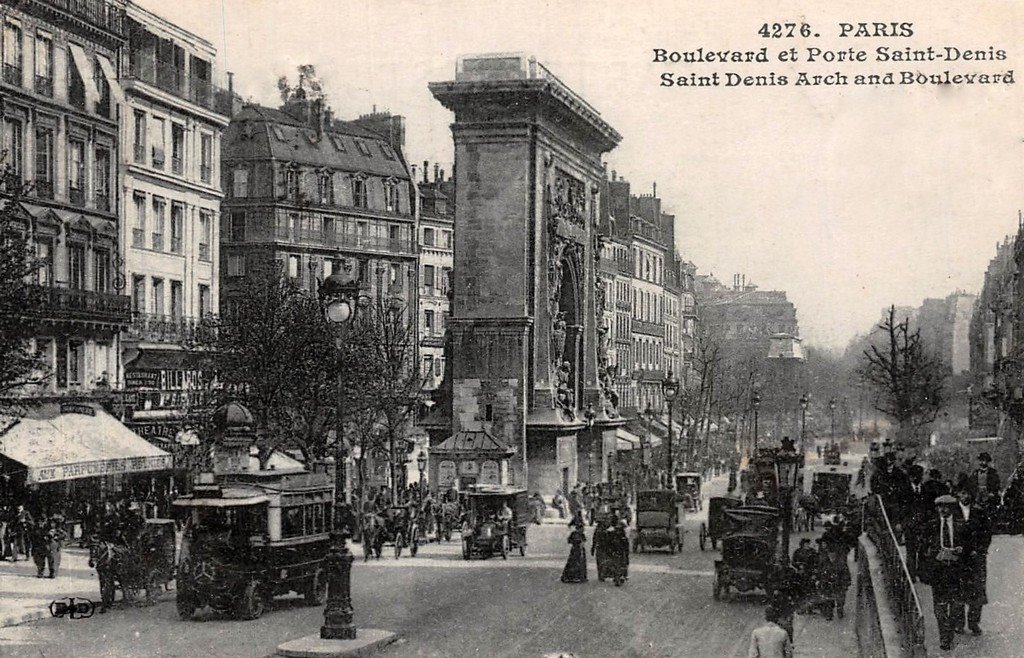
[500,535,509,560]
[394,533,404,559]
[238,580,266,620]
[411,538,419,558]
[304,568,327,606]
[519,540,526,557]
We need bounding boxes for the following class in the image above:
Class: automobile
[460,485,530,560]
[374,505,420,559]
[811,469,853,515]
[699,495,742,551]
[172,469,333,621]
[633,489,685,553]
[674,472,703,512]
[823,443,842,465]
[712,505,779,601]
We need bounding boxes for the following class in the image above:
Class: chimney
[652,181,657,198]
[611,170,617,181]
[439,168,445,182]
[423,161,429,184]
[411,163,417,181]
[227,71,234,95]
[433,163,439,183]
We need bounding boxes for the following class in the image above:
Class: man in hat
[968,453,1000,510]
[922,494,968,651]
[954,487,993,636]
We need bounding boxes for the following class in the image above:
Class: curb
[1,606,50,628]
[275,629,399,658]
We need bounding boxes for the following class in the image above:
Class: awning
[67,43,100,111]
[430,429,515,456]
[173,487,269,507]
[94,54,124,106]
[616,428,641,451]
[0,403,173,484]
[126,348,207,372]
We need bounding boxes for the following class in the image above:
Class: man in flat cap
[922,494,967,651]
[968,452,1000,510]
[953,487,993,636]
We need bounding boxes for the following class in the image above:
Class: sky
[139,0,1024,352]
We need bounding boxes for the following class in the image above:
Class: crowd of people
[560,509,630,586]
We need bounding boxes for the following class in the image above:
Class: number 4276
[758,23,813,38]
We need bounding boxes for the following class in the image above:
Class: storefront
[428,430,515,492]
[0,401,173,514]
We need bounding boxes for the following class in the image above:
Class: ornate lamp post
[318,265,365,641]
[775,440,800,566]
[643,403,655,488]
[583,403,596,484]
[752,390,762,452]
[416,452,427,501]
[661,370,680,489]
[799,393,809,456]
[829,397,837,448]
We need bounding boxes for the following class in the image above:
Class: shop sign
[59,403,96,416]
[129,423,180,441]
[438,461,457,487]
[480,460,499,484]
[458,460,479,476]
[30,455,174,484]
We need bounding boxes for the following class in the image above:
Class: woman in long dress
[560,521,588,583]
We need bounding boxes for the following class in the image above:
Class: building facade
[416,162,453,393]
[1,0,130,396]
[118,0,228,440]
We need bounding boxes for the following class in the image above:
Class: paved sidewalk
[0,548,101,628]
[791,584,859,658]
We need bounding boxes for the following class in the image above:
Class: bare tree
[859,305,947,446]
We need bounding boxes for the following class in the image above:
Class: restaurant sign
[29,455,174,484]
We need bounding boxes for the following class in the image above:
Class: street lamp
[584,403,596,484]
[416,451,427,501]
[751,390,762,452]
[318,266,364,642]
[829,397,837,447]
[661,370,680,489]
[775,441,800,566]
[799,393,809,457]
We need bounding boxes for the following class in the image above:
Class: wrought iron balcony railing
[171,156,183,175]
[133,143,145,164]
[34,180,54,200]
[127,58,225,111]
[95,192,110,212]
[132,228,145,248]
[35,75,53,97]
[25,284,130,326]
[198,243,211,262]
[200,164,212,183]
[126,312,218,345]
[69,187,85,207]
[3,63,21,86]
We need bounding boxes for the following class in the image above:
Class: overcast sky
[139,0,1024,352]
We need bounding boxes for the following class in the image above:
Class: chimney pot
[434,163,439,182]
[423,161,429,184]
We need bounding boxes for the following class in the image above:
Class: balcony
[95,192,110,213]
[127,58,225,112]
[420,334,446,348]
[34,180,54,200]
[69,187,85,207]
[198,243,211,262]
[25,284,131,326]
[127,312,217,345]
[132,228,145,248]
[170,237,182,254]
[616,259,633,275]
[632,319,665,338]
[200,165,212,183]
[133,143,145,164]
[3,63,21,86]
[35,75,53,97]
[152,233,164,251]
[20,0,126,38]
[171,156,183,175]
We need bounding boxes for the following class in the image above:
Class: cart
[699,496,742,551]
[675,472,703,512]
[460,485,530,560]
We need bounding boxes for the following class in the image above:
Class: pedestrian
[0,503,10,561]
[12,504,33,560]
[552,491,567,519]
[791,538,818,606]
[560,518,588,583]
[955,487,992,636]
[968,452,1000,511]
[817,542,851,619]
[529,492,545,525]
[767,564,802,640]
[591,517,608,581]
[45,516,66,578]
[605,513,630,586]
[748,605,793,658]
[922,494,967,651]
[30,517,50,578]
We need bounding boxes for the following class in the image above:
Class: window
[94,147,111,211]
[170,204,184,253]
[389,262,402,292]
[380,143,396,160]
[323,216,335,242]
[272,125,286,141]
[199,210,212,261]
[133,111,146,163]
[288,255,300,279]
[442,230,452,249]
[132,275,145,312]
[436,357,444,376]
[318,171,333,204]
[423,355,434,377]
[232,168,248,197]
[2,118,22,181]
[152,197,166,250]
[171,124,185,174]
[151,117,165,168]
[198,284,211,317]
[3,22,23,86]
[351,177,367,208]
[286,168,299,200]
[423,227,435,246]
[226,254,245,277]
[93,248,110,293]
[34,31,52,96]
[441,267,452,294]
[384,181,398,212]
[329,134,346,151]
[67,46,85,108]
[67,341,82,385]
[354,139,372,157]
[152,278,165,316]
[132,193,146,247]
[282,506,303,539]
[423,264,435,289]
[170,281,183,320]
[200,134,212,182]
[67,139,85,204]
[34,126,53,198]
[230,211,246,241]
[36,239,53,286]
[68,243,86,290]
[424,309,435,332]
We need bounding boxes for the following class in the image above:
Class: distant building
[416,161,453,393]
[695,274,800,349]
[916,292,976,375]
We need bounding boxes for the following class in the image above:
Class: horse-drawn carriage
[699,495,742,551]
[88,518,178,611]
[361,504,420,560]
[675,472,703,512]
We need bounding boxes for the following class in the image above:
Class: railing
[127,313,217,345]
[132,228,145,248]
[632,318,665,337]
[27,0,127,36]
[35,75,53,97]
[170,237,182,254]
[200,165,212,183]
[133,143,145,164]
[127,58,224,111]
[95,192,110,212]
[69,187,85,207]
[863,495,927,657]
[198,244,210,262]
[34,180,54,199]
[616,258,633,275]
[3,63,21,86]
[171,156,183,175]
[25,284,131,325]
[152,233,164,251]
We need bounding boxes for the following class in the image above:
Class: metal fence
[863,494,927,657]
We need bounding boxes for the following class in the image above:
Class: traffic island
[276,629,398,658]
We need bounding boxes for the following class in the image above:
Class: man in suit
[922,495,967,651]
[954,487,993,636]
[904,465,927,581]
[969,452,1001,510]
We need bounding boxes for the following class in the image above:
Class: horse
[360,513,384,561]
[87,538,120,613]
